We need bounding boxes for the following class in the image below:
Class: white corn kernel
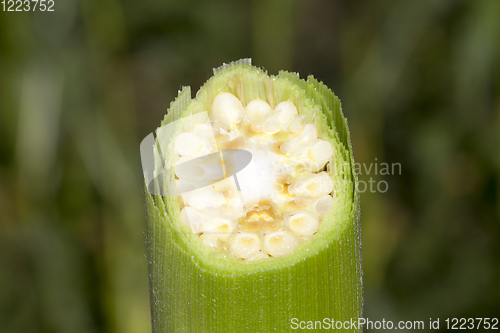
[212,92,244,129]
[261,101,298,134]
[192,123,215,140]
[203,139,217,153]
[221,201,245,219]
[313,195,334,216]
[199,234,221,249]
[230,233,262,259]
[264,230,298,257]
[200,217,235,240]
[180,206,205,233]
[288,172,334,198]
[246,251,269,261]
[244,99,273,132]
[275,101,298,121]
[174,132,204,157]
[177,179,196,194]
[175,158,205,181]
[306,139,334,172]
[212,177,245,218]
[176,155,190,165]
[280,124,317,154]
[287,211,319,237]
[185,187,226,213]
[176,153,225,188]
[289,115,305,133]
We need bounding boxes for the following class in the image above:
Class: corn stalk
[144,60,362,332]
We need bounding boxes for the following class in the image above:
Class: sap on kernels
[176,92,336,260]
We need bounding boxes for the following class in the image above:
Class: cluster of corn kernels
[175,92,334,261]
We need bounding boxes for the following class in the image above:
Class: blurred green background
[0,0,499,332]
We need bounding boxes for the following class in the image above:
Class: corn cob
[143,59,362,332]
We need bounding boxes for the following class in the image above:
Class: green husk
[145,60,362,332]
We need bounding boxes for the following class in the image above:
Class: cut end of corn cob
[145,59,359,267]
[173,91,335,260]
[144,60,362,332]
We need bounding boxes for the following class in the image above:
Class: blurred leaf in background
[0,0,498,332]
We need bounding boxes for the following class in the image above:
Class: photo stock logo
[351,158,401,193]
[140,112,255,236]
